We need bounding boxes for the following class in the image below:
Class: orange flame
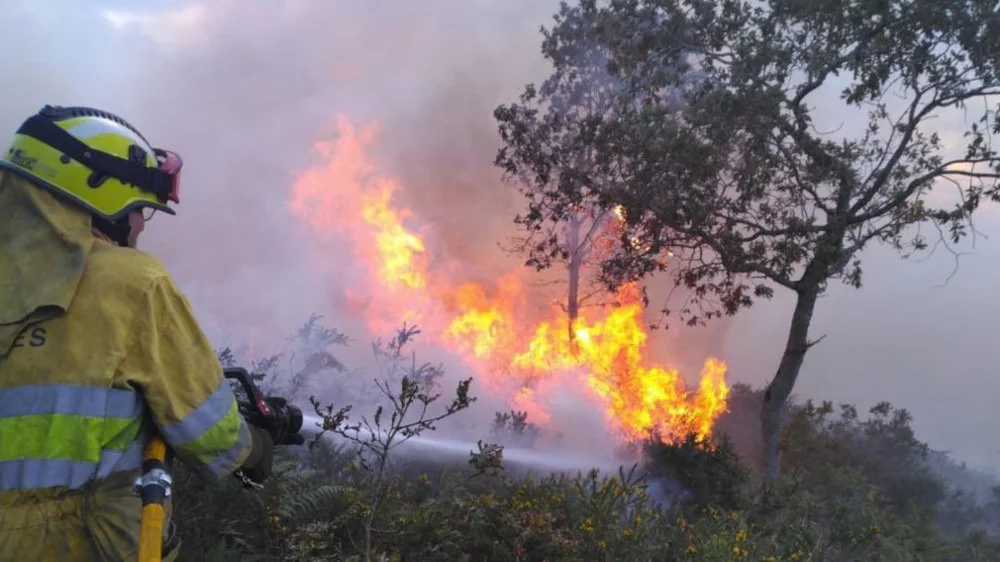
[362,187,427,291]
[289,117,729,444]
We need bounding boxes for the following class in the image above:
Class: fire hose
[135,367,305,562]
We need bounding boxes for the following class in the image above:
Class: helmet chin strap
[92,215,133,248]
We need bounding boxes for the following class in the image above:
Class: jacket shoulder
[83,241,176,294]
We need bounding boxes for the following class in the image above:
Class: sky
[1,0,998,473]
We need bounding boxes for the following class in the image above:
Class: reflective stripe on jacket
[0,383,147,491]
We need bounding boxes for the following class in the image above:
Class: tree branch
[683,225,798,290]
[853,158,1000,223]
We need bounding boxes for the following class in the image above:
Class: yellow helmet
[0,105,182,221]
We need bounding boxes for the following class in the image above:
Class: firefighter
[0,105,283,560]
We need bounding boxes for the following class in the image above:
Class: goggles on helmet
[154,148,182,204]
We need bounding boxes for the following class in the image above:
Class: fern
[270,458,347,520]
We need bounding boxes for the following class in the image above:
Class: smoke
[0,0,553,341]
[3,0,998,474]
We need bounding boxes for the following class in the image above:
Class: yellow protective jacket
[0,171,254,561]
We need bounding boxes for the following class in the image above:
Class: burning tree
[499,32,634,349]
[508,199,619,349]
[495,0,1000,476]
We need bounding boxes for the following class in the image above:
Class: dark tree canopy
[495,0,1000,476]
[498,0,1000,320]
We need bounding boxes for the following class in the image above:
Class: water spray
[299,414,628,474]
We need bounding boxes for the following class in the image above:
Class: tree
[495,0,1000,476]
[499,26,640,348]
[508,202,619,348]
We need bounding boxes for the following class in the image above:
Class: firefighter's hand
[239,423,274,484]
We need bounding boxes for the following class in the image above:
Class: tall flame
[289,117,729,444]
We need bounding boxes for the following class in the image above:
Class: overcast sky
[2,0,997,473]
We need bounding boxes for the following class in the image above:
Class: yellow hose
[138,503,165,561]
[137,436,169,562]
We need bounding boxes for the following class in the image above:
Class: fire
[289,117,729,445]
[443,279,728,441]
[362,187,427,291]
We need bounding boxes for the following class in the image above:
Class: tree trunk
[761,284,821,478]
[567,252,581,346]
[565,214,582,351]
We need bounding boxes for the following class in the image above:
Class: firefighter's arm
[121,273,274,480]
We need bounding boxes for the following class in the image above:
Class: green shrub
[643,432,749,513]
